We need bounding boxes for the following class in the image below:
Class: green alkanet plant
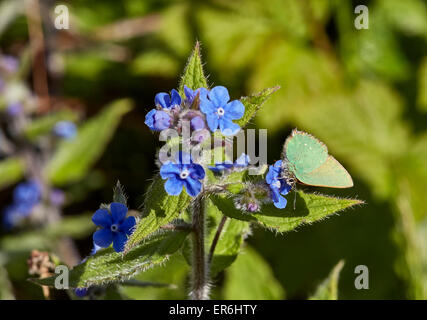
[32,42,362,300]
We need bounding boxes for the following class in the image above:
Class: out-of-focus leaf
[379,0,427,37]
[418,57,427,112]
[31,230,189,288]
[119,253,189,300]
[0,265,15,300]
[124,176,191,252]
[336,0,410,81]
[178,41,209,95]
[236,86,279,128]
[1,214,94,253]
[23,109,78,141]
[45,99,132,185]
[131,50,179,77]
[206,200,250,277]
[293,80,409,199]
[309,260,345,300]
[0,0,23,36]
[0,157,25,190]
[223,245,284,299]
[212,190,363,233]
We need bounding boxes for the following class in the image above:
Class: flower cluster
[144,83,294,210]
[92,202,136,252]
[145,85,246,198]
[2,180,42,230]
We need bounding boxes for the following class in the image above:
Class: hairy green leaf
[309,260,345,300]
[124,176,192,252]
[0,157,25,190]
[212,190,363,233]
[178,41,208,95]
[45,99,132,185]
[31,230,189,288]
[113,180,127,205]
[236,86,280,128]
[223,245,284,299]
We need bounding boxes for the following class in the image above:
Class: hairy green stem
[208,216,227,263]
[190,196,209,300]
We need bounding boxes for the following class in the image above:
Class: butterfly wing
[295,155,353,188]
[284,129,328,175]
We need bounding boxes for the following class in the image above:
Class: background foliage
[1,0,427,299]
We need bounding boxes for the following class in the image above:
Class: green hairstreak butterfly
[281,129,353,188]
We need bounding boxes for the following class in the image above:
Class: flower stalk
[190,195,209,300]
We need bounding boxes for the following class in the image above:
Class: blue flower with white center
[209,153,250,173]
[200,86,245,136]
[92,202,136,252]
[53,121,77,139]
[184,85,209,105]
[266,160,292,209]
[160,152,205,197]
[155,89,181,109]
[145,109,171,131]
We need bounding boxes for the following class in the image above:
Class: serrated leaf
[31,230,189,288]
[23,109,79,141]
[124,176,192,252]
[178,41,208,95]
[309,260,345,300]
[45,99,132,185]
[206,200,250,277]
[212,190,363,233]
[223,245,285,300]
[0,157,25,190]
[113,181,127,205]
[236,86,280,128]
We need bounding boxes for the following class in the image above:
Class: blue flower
[6,103,22,116]
[92,202,136,252]
[145,109,171,131]
[209,153,250,173]
[74,288,89,297]
[155,89,181,109]
[0,55,19,74]
[190,115,205,131]
[2,203,30,230]
[266,160,292,209]
[200,86,244,136]
[53,121,77,139]
[184,86,208,105]
[160,152,205,197]
[13,180,41,207]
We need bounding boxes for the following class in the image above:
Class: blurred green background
[1,0,427,299]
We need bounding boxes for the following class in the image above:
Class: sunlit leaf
[212,190,363,233]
